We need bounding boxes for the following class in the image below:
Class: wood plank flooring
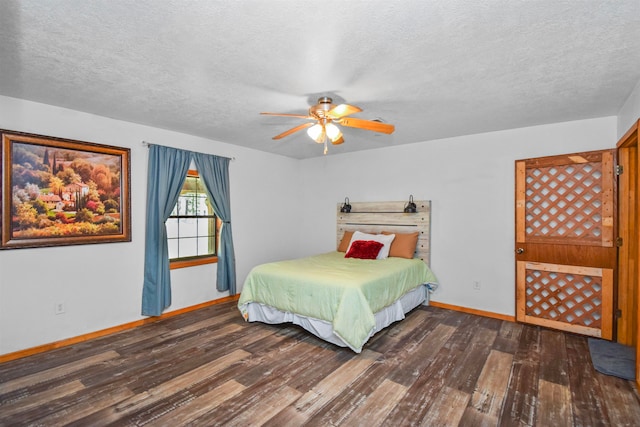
[1,301,639,426]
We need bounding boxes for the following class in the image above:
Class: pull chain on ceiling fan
[261,97,395,154]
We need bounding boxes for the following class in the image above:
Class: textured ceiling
[1,1,639,159]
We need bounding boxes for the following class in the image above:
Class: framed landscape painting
[1,129,131,249]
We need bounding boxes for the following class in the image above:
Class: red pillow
[345,240,384,260]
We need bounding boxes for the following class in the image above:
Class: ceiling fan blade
[338,117,395,134]
[272,122,314,140]
[261,112,313,119]
[327,103,362,119]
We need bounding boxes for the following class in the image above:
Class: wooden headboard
[336,200,431,266]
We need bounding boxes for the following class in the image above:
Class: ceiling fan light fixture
[331,135,345,145]
[307,123,325,143]
[325,122,342,142]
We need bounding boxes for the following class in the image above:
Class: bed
[237,200,437,352]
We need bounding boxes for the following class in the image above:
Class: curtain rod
[141,140,236,161]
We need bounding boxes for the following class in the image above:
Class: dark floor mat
[588,338,635,381]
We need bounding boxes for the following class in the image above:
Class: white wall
[618,78,640,138]
[298,117,618,316]
[0,95,302,355]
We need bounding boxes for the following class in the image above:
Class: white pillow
[346,231,396,259]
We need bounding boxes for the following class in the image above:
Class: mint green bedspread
[238,251,437,352]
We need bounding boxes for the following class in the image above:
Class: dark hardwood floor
[1,300,639,426]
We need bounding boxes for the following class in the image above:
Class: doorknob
[516,248,525,254]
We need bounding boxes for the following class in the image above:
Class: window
[167,170,218,269]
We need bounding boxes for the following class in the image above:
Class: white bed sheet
[244,283,430,351]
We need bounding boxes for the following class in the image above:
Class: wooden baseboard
[429,301,516,322]
[0,295,239,364]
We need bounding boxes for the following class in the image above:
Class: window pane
[195,195,208,215]
[166,218,179,239]
[197,236,212,255]
[179,217,198,238]
[179,237,198,258]
[195,177,205,193]
[168,238,179,259]
[197,217,212,236]
[183,194,194,215]
[183,176,198,194]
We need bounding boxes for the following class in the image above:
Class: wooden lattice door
[515,150,616,339]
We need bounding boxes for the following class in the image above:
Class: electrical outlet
[54,302,65,315]
[473,281,481,290]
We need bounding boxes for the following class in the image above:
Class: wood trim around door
[616,118,640,387]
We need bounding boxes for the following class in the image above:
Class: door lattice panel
[525,268,602,328]
[517,261,613,338]
[525,162,603,243]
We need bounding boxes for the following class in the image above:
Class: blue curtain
[142,145,192,316]
[193,153,236,294]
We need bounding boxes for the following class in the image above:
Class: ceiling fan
[261,97,395,154]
